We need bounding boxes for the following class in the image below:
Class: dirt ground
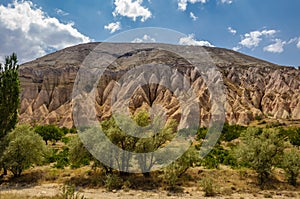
[0,166,299,199]
[0,183,299,199]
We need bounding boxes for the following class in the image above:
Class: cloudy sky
[0,0,300,66]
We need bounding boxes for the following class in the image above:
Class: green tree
[134,111,176,176]
[281,148,300,186]
[162,146,199,190]
[234,127,285,187]
[34,125,64,145]
[0,53,20,138]
[287,128,300,147]
[69,136,93,168]
[1,125,48,177]
[0,53,20,176]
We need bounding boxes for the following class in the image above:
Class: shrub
[162,146,199,190]
[220,123,246,142]
[287,128,300,147]
[281,148,300,186]
[69,136,92,169]
[234,127,285,187]
[104,174,123,191]
[200,177,216,197]
[59,184,86,199]
[1,125,48,177]
[201,145,238,169]
[53,147,70,169]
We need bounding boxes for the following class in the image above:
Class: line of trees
[0,53,299,190]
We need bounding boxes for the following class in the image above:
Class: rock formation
[18,42,300,128]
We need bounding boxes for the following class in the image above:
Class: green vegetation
[35,125,64,145]
[0,53,20,176]
[1,125,48,177]
[234,127,285,186]
[281,147,300,186]
[0,53,20,139]
[0,98,299,194]
[200,177,216,197]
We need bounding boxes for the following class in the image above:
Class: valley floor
[0,166,299,199]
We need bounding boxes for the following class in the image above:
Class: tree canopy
[0,53,20,139]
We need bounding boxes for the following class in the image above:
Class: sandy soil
[1,183,299,199]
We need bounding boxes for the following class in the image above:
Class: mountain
[18,42,300,128]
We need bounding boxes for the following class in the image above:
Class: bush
[201,145,238,169]
[162,146,199,190]
[234,127,285,187]
[200,178,216,197]
[59,184,86,199]
[220,123,247,142]
[104,174,123,191]
[69,136,92,169]
[281,148,300,186]
[53,147,70,169]
[287,128,300,147]
[1,125,48,177]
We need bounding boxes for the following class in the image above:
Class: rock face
[18,42,300,128]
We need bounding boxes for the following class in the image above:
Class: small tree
[1,125,48,177]
[0,53,20,139]
[234,127,285,187]
[287,128,300,147]
[0,53,20,175]
[281,148,300,186]
[69,136,93,168]
[35,125,64,145]
[162,146,199,190]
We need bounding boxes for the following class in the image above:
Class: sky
[0,0,300,67]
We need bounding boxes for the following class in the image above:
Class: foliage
[287,128,300,147]
[69,136,92,169]
[281,148,300,186]
[1,125,48,177]
[220,123,246,142]
[104,174,123,191]
[61,127,70,135]
[163,146,199,189]
[100,110,177,176]
[34,125,64,145]
[53,147,70,169]
[59,184,86,199]
[0,53,20,139]
[234,127,285,186]
[200,177,216,197]
[134,113,177,176]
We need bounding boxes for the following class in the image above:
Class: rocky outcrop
[18,42,300,128]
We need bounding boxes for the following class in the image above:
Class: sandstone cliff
[18,43,300,128]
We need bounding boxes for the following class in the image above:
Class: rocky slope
[18,42,300,128]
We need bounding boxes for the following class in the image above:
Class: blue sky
[0,0,300,67]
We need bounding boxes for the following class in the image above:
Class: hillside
[18,42,300,127]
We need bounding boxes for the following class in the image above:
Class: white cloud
[190,12,198,21]
[228,27,237,35]
[263,39,286,53]
[220,0,233,4]
[0,1,90,63]
[131,34,156,43]
[239,29,277,49]
[104,21,121,33]
[178,0,233,11]
[55,8,69,16]
[178,0,207,11]
[232,46,241,51]
[113,0,151,22]
[297,38,300,48]
[178,34,214,47]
